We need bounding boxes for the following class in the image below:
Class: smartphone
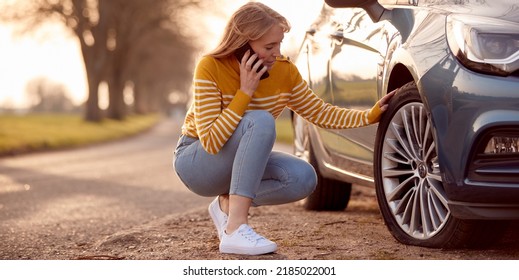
[234,43,269,80]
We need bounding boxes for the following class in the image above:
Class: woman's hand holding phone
[237,48,269,97]
[239,50,268,97]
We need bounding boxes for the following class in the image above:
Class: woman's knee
[244,110,275,123]
[284,161,317,199]
[298,163,317,196]
[271,153,317,198]
[241,110,276,140]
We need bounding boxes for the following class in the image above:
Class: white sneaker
[219,224,277,255]
[208,197,228,240]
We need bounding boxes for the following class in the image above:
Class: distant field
[0,113,160,156]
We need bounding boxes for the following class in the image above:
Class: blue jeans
[173,110,317,206]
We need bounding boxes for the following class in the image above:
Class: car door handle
[330,31,379,53]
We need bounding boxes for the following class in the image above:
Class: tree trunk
[133,82,149,114]
[107,76,126,120]
[73,0,111,122]
[84,76,102,122]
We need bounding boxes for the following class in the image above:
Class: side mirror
[324,0,387,22]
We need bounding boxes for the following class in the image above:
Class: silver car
[293,0,519,248]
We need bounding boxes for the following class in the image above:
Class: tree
[1,0,203,121]
[128,24,194,114]
[25,77,78,113]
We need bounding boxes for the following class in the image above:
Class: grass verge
[275,116,294,145]
[0,113,160,156]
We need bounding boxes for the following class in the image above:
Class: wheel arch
[386,63,414,94]
[384,60,450,186]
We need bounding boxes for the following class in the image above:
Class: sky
[0,0,323,109]
[0,23,86,109]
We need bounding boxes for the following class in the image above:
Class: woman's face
[249,24,284,71]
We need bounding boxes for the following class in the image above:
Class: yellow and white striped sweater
[181,55,383,155]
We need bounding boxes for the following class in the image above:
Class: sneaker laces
[239,226,266,244]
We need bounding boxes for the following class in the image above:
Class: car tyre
[374,82,507,248]
[292,113,352,211]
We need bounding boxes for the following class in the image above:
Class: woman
[173,2,394,256]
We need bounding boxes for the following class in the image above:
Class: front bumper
[420,57,519,219]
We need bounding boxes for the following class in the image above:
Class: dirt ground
[75,185,519,260]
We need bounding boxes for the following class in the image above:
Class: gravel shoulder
[79,186,519,260]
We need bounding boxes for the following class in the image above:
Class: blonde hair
[207,2,291,58]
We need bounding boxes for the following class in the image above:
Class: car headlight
[446,14,519,76]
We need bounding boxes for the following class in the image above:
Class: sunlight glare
[0,23,86,110]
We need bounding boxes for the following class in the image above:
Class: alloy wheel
[380,102,449,239]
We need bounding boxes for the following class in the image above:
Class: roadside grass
[0,113,160,156]
[0,112,292,157]
[275,115,294,145]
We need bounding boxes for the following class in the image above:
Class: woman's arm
[287,66,394,129]
[193,58,251,154]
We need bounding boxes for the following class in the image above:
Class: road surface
[0,116,292,259]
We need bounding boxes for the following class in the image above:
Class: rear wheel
[292,113,352,211]
[374,82,506,248]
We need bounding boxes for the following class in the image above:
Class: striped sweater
[181,55,383,155]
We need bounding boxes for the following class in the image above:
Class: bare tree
[128,22,194,114]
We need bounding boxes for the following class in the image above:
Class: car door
[295,8,337,157]
[326,7,388,177]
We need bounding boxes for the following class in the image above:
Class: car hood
[418,0,519,23]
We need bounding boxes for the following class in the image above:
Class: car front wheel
[374,82,505,248]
